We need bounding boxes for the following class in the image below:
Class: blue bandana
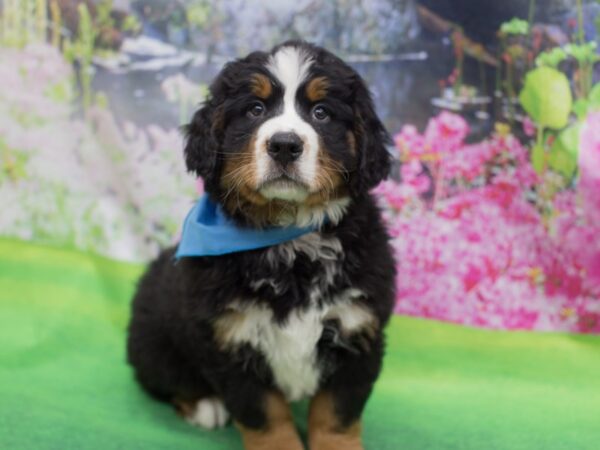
[175,195,319,258]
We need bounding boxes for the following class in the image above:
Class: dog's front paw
[183,398,230,430]
[309,429,363,450]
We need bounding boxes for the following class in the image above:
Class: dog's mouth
[258,173,310,202]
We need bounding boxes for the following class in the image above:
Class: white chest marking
[217,289,373,402]
[234,304,324,401]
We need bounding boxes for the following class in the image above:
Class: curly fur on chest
[213,233,376,401]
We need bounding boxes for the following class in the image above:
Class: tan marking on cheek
[310,141,345,203]
[239,185,269,206]
[236,393,304,450]
[250,73,272,99]
[220,136,258,191]
[306,76,329,102]
[309,392,363,450]
[220,135,277,217]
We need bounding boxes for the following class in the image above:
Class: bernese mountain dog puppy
[127,40,396,450]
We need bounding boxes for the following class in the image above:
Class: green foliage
[500,18,530,35]
[77,3,96,65]
[35,0,47,42]
[572,99,589,119]
[44,80,74,104]
[520,67,574,177]
[531,143,545,175]
[96,0,141,44]
[122,15,141,34]
[565,42,598,99]
[1,0,48,47]
[94,92,109,110]
[519,67,572,130]
[10,105,44,128]
[0,138,29,183]
[64,4,96,114]
[548,123,581,180]
[187,1,212,29]
[524,33,599,178]
[572,83,600,118]
[535,47,568,68]
[49,0,62,49]
[587,83,600,111]
[565,42,599,65]
[96,0,116,36]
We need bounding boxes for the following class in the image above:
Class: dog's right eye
[247,101,265,118]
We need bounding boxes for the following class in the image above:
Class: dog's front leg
[307,334,383,450]
[308,389,367,450]
[222,383,304,450]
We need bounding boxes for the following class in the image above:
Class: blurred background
[2,0,599,333]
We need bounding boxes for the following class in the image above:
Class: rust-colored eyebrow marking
[306,76,329,102]
[250,73,273,99]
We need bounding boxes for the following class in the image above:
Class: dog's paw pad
[185,398,230,430]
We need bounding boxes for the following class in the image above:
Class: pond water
[92,41,455,136]
[90,0,594,138]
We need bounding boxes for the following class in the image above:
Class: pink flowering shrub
[374,111,600,333]
[579,112,600,225]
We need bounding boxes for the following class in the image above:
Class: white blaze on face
[255,46,320,200]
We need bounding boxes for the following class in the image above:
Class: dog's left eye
[247,101,265,118]
[312,105,329,121]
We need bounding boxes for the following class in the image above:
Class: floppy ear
[351,77,392,193]
[183,99,223,191]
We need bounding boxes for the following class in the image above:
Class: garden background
[2,1,600,449]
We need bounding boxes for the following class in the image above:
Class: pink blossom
[463,264,484,291]
[375,112,600,334]
[424,111,469,155]
[373,180,414,213]
[579,112,600,224]
[522,116,536,137]
[394,124,424,158]
[400,160,431,194]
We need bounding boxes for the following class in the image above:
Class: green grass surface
[1,237,600,449]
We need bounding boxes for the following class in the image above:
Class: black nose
[267,132,303,165]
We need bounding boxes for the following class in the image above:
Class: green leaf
[548,124,581,180]
[571,84,600,119]
[564,42,599,64]
[500,18,530,35]
[573,99,589,119]
[519,67,573,129]
[588,83,600,111]
[44,80,73,103]
[531,143,545,175]
[536,47,568,68]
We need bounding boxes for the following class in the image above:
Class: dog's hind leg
[126,312,226,428]
[175,397,230,430]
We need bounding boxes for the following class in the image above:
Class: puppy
[127,40,396,450]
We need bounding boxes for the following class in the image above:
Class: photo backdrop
[2,0,599,332]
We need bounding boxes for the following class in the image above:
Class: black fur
[184,41,391,202]
[128,41,396,437]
